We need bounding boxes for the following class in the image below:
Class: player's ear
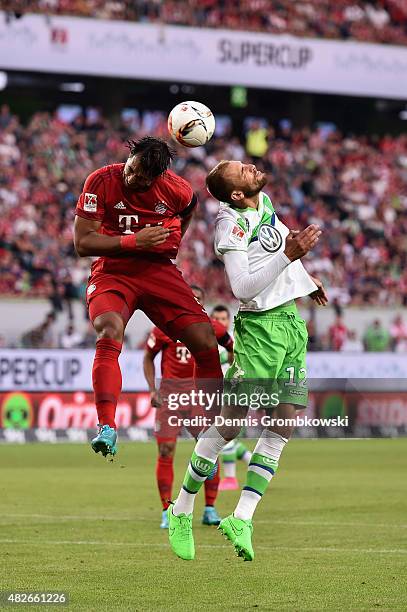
[230,190,244,202]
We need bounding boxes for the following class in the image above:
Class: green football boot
[91,424,117,458]
[167,505,195,560]
[218,514,254,561]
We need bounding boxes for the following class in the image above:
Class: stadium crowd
[13,309,407,352]
[2,0,407,46]
[0,103,406,349]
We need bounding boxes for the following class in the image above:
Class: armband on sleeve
[179,193,198,218]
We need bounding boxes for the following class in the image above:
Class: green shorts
[224,301,308,409]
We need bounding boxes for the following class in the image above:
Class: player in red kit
[143,286,234,528]
[74,137,223,458]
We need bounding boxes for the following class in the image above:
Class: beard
[243,173,267,198]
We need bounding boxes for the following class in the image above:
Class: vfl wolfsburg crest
[258,224,282,253]
[193,458,211,473]
[261,456,277,466]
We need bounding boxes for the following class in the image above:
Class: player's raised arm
[222,224,321,303]
[74,216,172,257]
[223,249,289,303]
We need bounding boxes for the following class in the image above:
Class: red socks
[157,454,219,509]
[204,461,220,506]
[156,455,174,510]
[92,338,122,429]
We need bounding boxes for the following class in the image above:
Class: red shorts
[86,254,209,341]
[154,405,206,441]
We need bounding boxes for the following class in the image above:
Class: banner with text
[1,350,407,392]
[0,390,406,439]
[0,349,151,392]
[1,13,407,99]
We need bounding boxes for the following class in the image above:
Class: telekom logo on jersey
[119,214,165,234]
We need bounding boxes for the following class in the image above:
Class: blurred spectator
[328,314,348,351]
[390,314,407,352]
[0,104,13,129]
[340,329,364,352]
[43,312,58,347]
[306,309,322,351]
[60,324,83,349]
[307,320,319,351]
[245,122,269,160]
[363,319,391,351]
[78,321,97,348]
[21,313,57,349]
[4,0,407,45]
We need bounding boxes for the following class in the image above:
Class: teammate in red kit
[74,137,223,458]
[143,286,234,528]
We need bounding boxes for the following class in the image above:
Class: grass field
[0,439,406,611]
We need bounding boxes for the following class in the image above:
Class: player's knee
[180,322,218,354]
[93,314,124,343]
[159,442,175,458]
[97,324,122,343]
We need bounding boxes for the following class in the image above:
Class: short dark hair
[127,136,174,178]
[206,160,233,203]
[211,304,230,317]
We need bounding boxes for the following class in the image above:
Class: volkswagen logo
[258,224,282,253]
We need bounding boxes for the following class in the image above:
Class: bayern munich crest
[155,201,167,214]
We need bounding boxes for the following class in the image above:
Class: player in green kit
[167,160,328,561]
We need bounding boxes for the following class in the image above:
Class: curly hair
[127,136,175,178]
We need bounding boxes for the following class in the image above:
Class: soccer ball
[168,101,215,148]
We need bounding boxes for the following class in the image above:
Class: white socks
[234,430,288,521]
[241,449,252,465]
[223,462,237,478]
[173,425,227,516]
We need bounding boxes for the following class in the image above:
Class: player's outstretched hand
[309,275,329,306]
[284,225,321,261]
[135,226,173,249]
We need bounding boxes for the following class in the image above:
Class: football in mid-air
[168,101,215,147]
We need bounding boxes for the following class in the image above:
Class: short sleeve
[75,169,106,221]
[146,327,168,355]
[211,319,234,350]
[214,218,248,256]
[177,179,195,216]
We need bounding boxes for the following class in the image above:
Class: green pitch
[0,439,406,611]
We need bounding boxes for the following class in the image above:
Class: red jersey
[146,319,233,379]
[75,163,195,260]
